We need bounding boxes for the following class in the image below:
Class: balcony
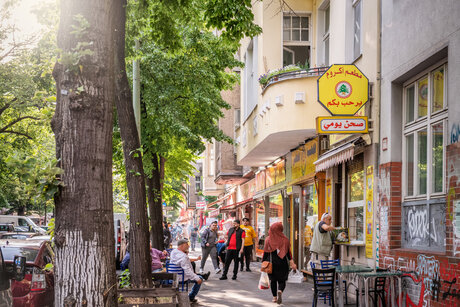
[237,67,331,167]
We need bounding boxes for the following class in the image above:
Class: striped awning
[314,142,355,172]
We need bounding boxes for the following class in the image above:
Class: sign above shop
[317,64,369,115]
[316,116,368,134]
[196,201,206,210]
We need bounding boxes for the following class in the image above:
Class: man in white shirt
[170,239,204,303]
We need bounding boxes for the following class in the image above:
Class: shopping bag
[258,272,270,290]
[287,269,303,283]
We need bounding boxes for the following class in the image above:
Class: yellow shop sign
[317,64,369,115]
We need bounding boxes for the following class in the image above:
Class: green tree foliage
[0,0,58,214]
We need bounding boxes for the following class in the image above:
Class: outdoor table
[335,265,373,307]
[356,271,403,307]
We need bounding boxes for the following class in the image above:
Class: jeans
[188,276,203,300]
[240,245,253,270]
[200,245,219,270]
[190,235,197,250]
[223,249,240,277]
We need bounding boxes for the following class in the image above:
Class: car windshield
[1,247,39,262]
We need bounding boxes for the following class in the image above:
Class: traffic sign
[317,64,369,115]
[316,116,368,134]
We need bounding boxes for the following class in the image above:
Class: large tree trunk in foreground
[52,1,117,306]
[146,153,165,250]
[113,0,152,288]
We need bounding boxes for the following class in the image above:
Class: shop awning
[314,142,355,172]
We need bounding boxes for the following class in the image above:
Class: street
[188,246,332,307]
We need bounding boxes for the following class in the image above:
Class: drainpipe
[374,0,382,270]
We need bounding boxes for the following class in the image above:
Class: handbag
[260,253,272,274]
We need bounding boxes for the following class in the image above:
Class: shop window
[283,13,311,67]
[347,154,364,243]
[269,193,283,225]
[402,61,447,251]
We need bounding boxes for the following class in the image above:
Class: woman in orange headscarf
[263,222,297,304]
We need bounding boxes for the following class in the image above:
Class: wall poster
[365,165,374,258]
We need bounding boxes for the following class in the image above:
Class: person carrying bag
[262,222,297,305]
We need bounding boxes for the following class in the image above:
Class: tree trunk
[146,153,165,250]
[51,1,117,306]
[113,0,152,288]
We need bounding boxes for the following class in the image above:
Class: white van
[0,215,46,234]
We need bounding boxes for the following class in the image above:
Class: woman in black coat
[263,222,297,304]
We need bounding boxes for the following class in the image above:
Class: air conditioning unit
[295,92,305,104]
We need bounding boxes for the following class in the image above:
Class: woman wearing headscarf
[263,222,297,304]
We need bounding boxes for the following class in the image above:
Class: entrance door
[334,182,342,258]
[293,194,300,267]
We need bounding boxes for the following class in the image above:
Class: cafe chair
[355,268,388,307]
[312,268,336,307]
[320,259,348,304]
[166,262,189,292]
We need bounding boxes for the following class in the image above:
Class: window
[403,63,447,198]
[195,176,201,192]
[402,62,448,251]
[347,154,364,243]
[353,0,362,60]
[283,13,311,67]
[323,5,330,66]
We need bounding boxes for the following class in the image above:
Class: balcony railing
[261,66,329,93]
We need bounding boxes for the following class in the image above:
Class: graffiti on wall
[451,123,460,144]
[402,204,446,250]
[381,254,459,307]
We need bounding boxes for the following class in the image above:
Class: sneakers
[189,298,198,304]
[201,271,210,280]
[231,275,237,280]
[240,267,243,272]
[215,268,221,274]
[219,275,228,280]
[199,268,204,274]
[245,268,251,272]
[277,290,282,304]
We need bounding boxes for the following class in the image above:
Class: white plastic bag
[258,272,270,290]
[287,269,303,283]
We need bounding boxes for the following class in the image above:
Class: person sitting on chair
[170,239,209,304]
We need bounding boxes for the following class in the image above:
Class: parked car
[0,224,14,233]
[0,243,30,307]
[0,216,45,235]
[0,240,54,307]
[0,232,41,240]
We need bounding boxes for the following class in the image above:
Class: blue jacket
[120,252,130,271]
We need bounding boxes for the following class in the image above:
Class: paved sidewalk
[188,246,335,307]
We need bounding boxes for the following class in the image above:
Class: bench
[118,273,190,307]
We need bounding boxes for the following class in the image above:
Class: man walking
[170,239,205,304]
[199,221,221,274]
[219,219,245,280]
[239,217,257,272]
[190,226,198,251]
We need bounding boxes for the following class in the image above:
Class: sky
[8,0,48,40]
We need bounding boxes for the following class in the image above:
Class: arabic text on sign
[327,99,364,108]
[321,119,366,131]
[326,67,364,79]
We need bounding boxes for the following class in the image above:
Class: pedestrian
[150,245,168,272]
[219,219,245,280]
[199,221,221,274]
[309,212,335,269]
[190,226,198,251]
[239,217,257,272]
[216,236,226,266]
[170,239,206,304]
[163,221,172,248]
[263,222,297,304]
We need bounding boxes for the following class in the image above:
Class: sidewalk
[188,246,333,307]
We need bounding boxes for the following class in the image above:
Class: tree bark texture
[51,1,117,306]
[147,154,165,250]
[113,0,152,288]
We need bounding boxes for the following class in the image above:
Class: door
[293,194,300,267]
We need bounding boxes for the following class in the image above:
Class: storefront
[288,138,326,269]
[314,136,375,267]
